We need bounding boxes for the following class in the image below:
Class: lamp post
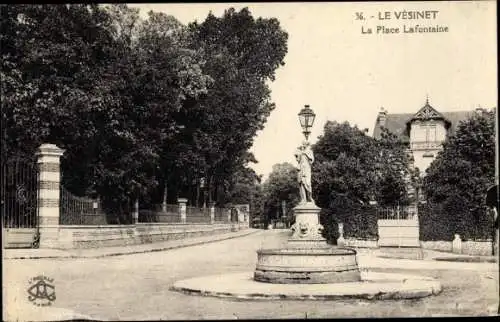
[298,105,316,141]
[254,104,363,285]
[289,104,324,243]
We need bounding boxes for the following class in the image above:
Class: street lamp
[254,103,362,285]
[298,105,316,140]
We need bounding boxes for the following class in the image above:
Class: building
[372,98,475,175]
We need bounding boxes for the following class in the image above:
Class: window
[426,123,436,142]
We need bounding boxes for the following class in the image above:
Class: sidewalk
[420,247,496,260]
[357,251,498,273]
[358,246,498,262]
[3,228,260,260]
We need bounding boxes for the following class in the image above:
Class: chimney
[378,107,387,127]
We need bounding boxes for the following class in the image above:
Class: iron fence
[138,204,180,223]
[214,207,230,223]
[59,186,107,225]
[377,206,417,220]
[186,206,211,224]
[1,158,39,229]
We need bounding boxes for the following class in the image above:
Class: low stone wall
[461,240,494,256]
[420,240,453,253]
[57,223,246,249]
[343,238,378,248]
[340,238,496,256]
[2,228,38,249]
[420,240,495,256]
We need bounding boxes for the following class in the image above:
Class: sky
[129,2,497,180]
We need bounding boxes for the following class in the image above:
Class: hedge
[418,203,495,241]
[320,204,378,244]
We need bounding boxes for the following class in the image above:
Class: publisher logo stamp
[27,275,56,306]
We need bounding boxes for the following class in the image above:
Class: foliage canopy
[1,4,288,221]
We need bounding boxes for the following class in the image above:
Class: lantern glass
[298,105,316,134]
[299,113,307,128]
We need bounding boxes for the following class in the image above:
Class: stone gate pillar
[208,202,215,224]
[133,199,139,224]
[36,143,64,248]
[452,234,462,254]
[178,198,187,223]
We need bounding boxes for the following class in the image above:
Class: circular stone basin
[171,271,442,300]
[255,247,361,284]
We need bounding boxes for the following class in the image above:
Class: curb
[170,271,442,301]
[433,256,498,263]
[4,229,260,260]
[171,286,439,301]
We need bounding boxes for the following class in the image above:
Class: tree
[311,121,413,242]
[0,5,146,221]
[1,4,117,159]
[1,5,212,222]
[312,121,385,209]
[375,127,415,207]
[1,5,289,222]
[312,121,380,241]
[226,166,260,203]
[100,9,211,210]
[261,163,300,227]
[422,109,496,240]
[178,7,288,205]
[224,165,263,225]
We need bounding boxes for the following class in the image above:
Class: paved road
[3,230,498,320]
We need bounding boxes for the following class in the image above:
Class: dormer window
[426,123,437,143]
[407,97,450,148]
[372,98,474,175]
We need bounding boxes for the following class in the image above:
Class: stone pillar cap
[36,143,65,156]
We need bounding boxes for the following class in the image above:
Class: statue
[294,140,314,204]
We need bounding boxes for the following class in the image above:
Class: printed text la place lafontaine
[356,10,449,35]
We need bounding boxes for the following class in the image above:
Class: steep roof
[409,99,447,123]
[372,113,412,140]
[441,110,476,134]
[373,110,474,140]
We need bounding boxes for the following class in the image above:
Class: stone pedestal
[286,203,329,249]
[254,201,361,284]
